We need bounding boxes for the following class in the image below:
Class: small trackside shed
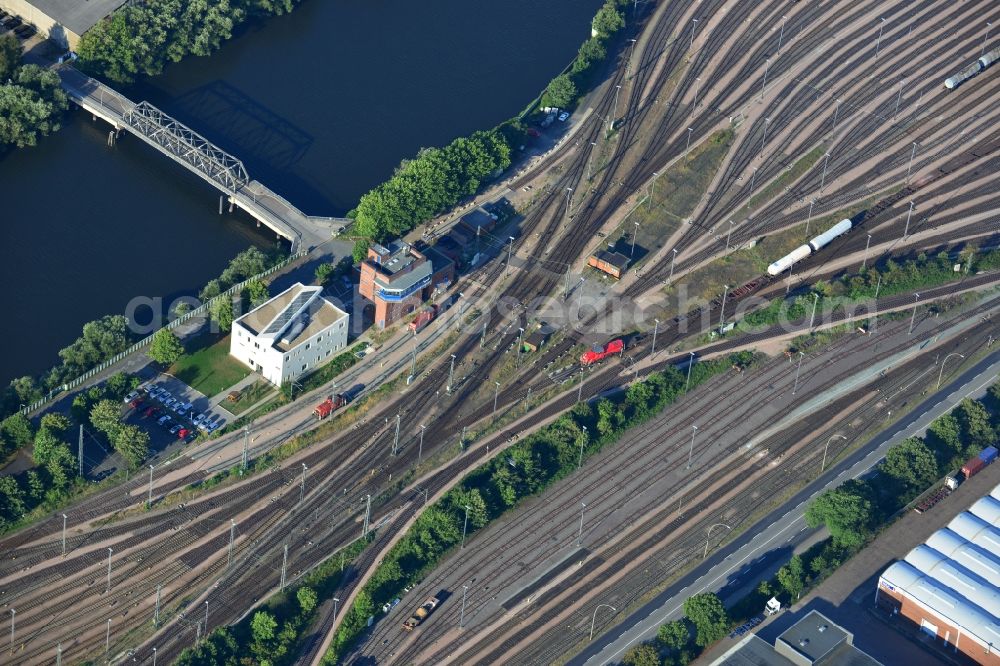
[588,250,629,279]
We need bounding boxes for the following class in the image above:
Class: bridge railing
[17,250,308,418]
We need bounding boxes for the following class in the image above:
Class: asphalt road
[575,348,1000,666]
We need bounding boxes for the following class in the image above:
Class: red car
[176,428,189,439]
[143,406,158,418]
[129,398,144,409]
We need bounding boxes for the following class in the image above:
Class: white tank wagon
[765,219,852,276]
[945,61,984,89]
[980,46,1000,70]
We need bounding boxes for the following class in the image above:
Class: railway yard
[3,0,1000,664]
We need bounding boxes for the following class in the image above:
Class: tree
[40,413,71,433]
[926,413,962,466]
[32,428,66,467]
[574,38,606,73]
[9,375,42,406]
[1,413,34,447]
[209,296,234,333]
[315,263,336,286]
[0,475,26,519]
[25,470,45,501]
[776,555,806,601]
[90,399,122,437]
[622,644,660,666]
[956,398,995,456]
[804,480,874,548]
[297,586,318,616]
[250,610,278,650]
[592,3,625,37]
[244,279,270,308]
[683,592,729,647]
[544,74,577,108]
[114,424,149,468]
[148,328,185,365]
[657,620,690,652]
[0,67,68,149]
[882,438,938,496]
[0,33,21,81]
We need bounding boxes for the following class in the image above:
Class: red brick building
[876,490,1000,665]
[359,241,455,329]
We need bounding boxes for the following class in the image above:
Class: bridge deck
[57,65,349,251]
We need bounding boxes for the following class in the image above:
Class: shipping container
[978,446,998,465]
[962,456,985,479]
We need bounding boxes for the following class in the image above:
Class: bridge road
[55,64,347,252]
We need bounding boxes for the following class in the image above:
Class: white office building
[230,283,349,387]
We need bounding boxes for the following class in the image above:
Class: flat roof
[776,610,851,664]
[459,208,495,232]
[713,634,796,666]
[24,0,128,36]
[234,283,347,353]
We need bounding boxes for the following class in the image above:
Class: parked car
[558,111,570,122]
[123,390,140,404]
[193,413,207,425]
[128,398,143,410]
[169,424,182,435]
[143,407,158,418]
[157,415,172,426]
[147,386,162,399]
[196,422,210,433]
[206,419,224,433]
[176,428,189,439]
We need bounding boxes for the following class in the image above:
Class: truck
[409,304,438,333]
[402,596,439,631]
[580,339,624,365]
[313,394,349,420]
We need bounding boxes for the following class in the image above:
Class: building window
[301,363,307,371]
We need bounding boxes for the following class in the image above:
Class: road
[575,348,1000,666]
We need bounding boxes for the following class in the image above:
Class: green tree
[1,413,34,447]
[544,74,577,108]
[32,428,66,467]
[315,263,336,286]
[40,413,71,433]
[25,470,45,501]
[148,328,185,365]
[882,438,939,496]
[90,399,123,437]
[8,375,42,406]
[804,480,874,548]
[592,3,625,37]
[244,279,270,308]
[297,586,318,616]
[926,413,963,466]
[684,592,729,647]
[114,423,149,468]
[683,592,729,647]
[0,33,20,81]
[209,297,234,333]
[776,555,806,601]
[622,644,660,666]
[956,398,995,456]
[250,610,278,661]
[0,475,26,519]
[573,37,606,73]
[657,619,690,652]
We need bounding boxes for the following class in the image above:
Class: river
[0,0,603,388]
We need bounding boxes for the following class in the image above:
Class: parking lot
[120,374,231,460]
[0,11,38,41]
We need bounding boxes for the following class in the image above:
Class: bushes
[323,353,755,662]
[0,38,69,150]
[79,0,303,84]
[350,130,512,245]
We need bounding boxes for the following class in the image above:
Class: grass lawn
[594,129,736,270]
[227,379,277,415]
[169,335,250,398]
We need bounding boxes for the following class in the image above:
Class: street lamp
[590,604,618,640]
[861,234,872,271]
[668,248,678,282]
[578,425,588,469]
[875,17,886,58]
[908,293,920,335]
[792,352,805,394]
[505,236,515,277]
[704,523,732,558]
[461,505,471,549]
[687,425,698,468]
[937,353,965,389]
[822,435,847,472]
[493,381,500,421]
[631,221,640,256]
[651,319,660,356]
[577,501,587,545]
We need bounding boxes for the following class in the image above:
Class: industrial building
[229,283,349,387]
[359,241,454,329]
[876,485,1000,665]
[712,610,881,666]
[0,0,126,47]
